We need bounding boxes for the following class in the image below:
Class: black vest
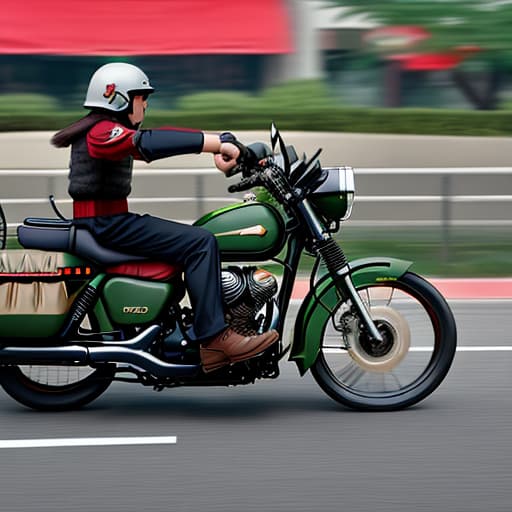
[68,133,133,200]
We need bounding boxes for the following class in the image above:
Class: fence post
[195,174,204,220]
[441,174,452,263]
[47,175,56,215]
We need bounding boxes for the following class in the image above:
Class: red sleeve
[87,120,143,160]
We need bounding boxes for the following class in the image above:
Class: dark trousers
[75,213,227,341]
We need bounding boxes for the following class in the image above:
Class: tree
[327,0,512,109]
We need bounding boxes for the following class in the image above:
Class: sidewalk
[291,278,512,300]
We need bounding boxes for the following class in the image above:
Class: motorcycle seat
[17,219,181,281]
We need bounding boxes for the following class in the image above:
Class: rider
[51,62,278,372]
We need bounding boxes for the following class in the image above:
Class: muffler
[0,325,200,378]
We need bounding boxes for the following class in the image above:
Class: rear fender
[290,257,412,375]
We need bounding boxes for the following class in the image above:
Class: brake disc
[347,305,411,373]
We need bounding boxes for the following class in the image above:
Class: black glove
[219,132,256,176]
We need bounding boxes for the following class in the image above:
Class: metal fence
[1,167,511,229]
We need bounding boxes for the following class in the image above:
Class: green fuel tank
[194,202,286,261]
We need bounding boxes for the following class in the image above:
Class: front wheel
[311,272,457,411]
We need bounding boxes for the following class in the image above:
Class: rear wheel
[311,272,457,411]
[0,364,116,411]
[0,313,116,411]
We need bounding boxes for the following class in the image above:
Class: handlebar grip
[225,165,242,178]
[228,175,259,193]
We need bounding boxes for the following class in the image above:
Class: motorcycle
[0,124,457,411]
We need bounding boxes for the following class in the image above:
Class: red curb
[427,278,512,300]
[291,278,512,300]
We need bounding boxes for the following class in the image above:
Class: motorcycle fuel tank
[194,202,285,261]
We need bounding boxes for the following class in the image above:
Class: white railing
[1,167,512,228]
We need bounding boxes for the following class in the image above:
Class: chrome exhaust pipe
[0,325,200,378]
[0,345,89,366]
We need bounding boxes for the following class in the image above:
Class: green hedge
[1,83,512,135]
[144,108,512,136]
[2,107,512,136]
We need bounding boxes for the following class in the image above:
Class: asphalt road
[0,301,511,512]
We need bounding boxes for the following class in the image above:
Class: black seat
[18,218,147,266]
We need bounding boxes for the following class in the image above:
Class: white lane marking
[0,436,177,449]
[454,346,512,352]
[324,346,512,353]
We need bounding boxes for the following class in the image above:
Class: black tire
[0,364,116,411]
[0,204,6,250]
[0,312,116,411]
[311,272,457,411]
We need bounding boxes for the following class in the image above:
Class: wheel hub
[348,305,411,373]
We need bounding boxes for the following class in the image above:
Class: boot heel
[202,359,230,373]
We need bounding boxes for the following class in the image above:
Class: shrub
[0,94,59,113]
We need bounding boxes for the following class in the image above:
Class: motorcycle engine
[221,267,278,335]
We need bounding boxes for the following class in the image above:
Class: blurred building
[0,0,373,106]
[284,0,375,80]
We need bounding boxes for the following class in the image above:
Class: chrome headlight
[339,166,355,220]
[310,166,356,222]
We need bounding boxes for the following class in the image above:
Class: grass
[6,226,512,277]
[331,226,512,277]
[276,226,512,278]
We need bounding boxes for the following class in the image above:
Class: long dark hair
[51,108,134,148]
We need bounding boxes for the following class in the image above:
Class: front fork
[315,238,384,343]
[338,272,384,342]
[297,200,383,343]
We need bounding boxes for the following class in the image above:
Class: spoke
[335,360,406,392]
[323,333,346,351]
[369,373,386,392]
[363,287,371,308]
[387,286,395,307]
[20,365,95,386]
[377,371,403,392]
[335,361,366,387]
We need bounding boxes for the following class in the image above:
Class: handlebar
[227,155,299,206]
[225,133,323,207]
[227,174,261,193]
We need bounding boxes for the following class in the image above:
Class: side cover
[101,276,173,325]
[290,257,413,375]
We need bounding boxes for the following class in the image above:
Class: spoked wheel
[311,272,457,411]
[0,364,116,411]
[0,314,116,411]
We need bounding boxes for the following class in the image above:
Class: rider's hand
[214,142,240,174]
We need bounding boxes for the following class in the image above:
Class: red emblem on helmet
[103,83,116,100]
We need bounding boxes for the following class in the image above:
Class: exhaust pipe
[0,325,200,378]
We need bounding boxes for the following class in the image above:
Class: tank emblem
[123,306,149,314]
[216,225,267,237]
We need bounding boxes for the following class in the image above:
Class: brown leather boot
[200,328,279,373]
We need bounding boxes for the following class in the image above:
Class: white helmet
[83,62,154,112]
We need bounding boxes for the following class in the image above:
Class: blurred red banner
[388,45,481,71]
[388,53,464,71]
[0,0,292,55]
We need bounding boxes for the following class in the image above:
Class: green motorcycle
[0,125,457,411]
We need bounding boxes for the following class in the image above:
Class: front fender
[290,257,412,375]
